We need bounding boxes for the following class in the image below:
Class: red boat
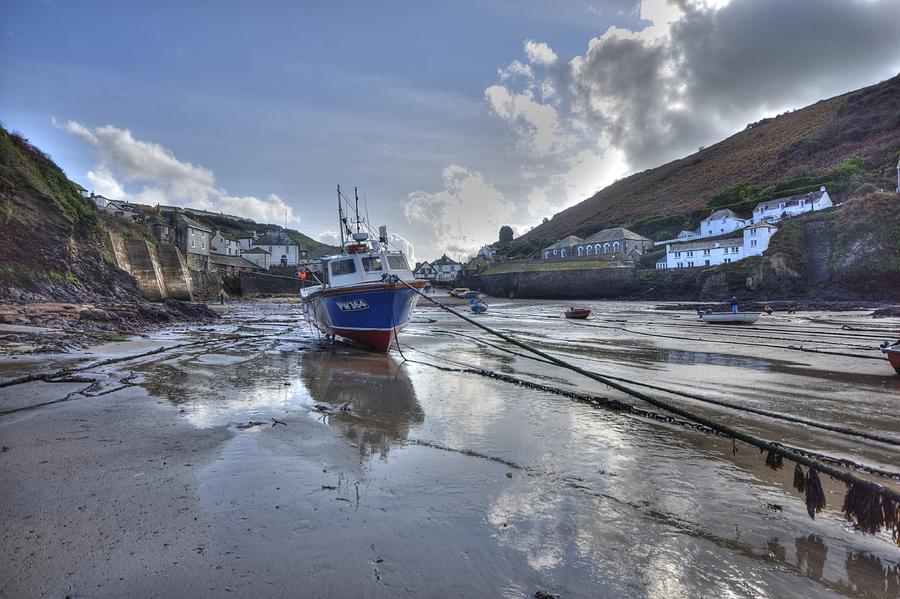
[882,341,900,374]
[564,308,591,319]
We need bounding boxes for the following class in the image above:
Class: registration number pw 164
[336,299,370,311]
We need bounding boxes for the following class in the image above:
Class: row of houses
[86,193,309,276]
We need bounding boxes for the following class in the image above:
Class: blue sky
[3,0,899,261]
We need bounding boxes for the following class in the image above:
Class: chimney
[820,185,826,192]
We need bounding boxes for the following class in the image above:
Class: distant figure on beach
[730,296,739,314]
[764,304,773,315]
[219,289,225,305]
[788,303,796,314]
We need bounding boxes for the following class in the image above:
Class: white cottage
[251,231,300,267]
[430,255,462,283]
[753,187,832,224]
[413,261,436,281]
[241,247,270,270]
[699,209,747,238]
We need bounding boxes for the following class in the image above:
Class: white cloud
[404,165,513,258]
[524,40,558,65]
[64,121,300,226]
[317,230,342,246]
[484,86,572,156]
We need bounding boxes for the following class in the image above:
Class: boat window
[362,256,383,272]
[387,255,409,270]
[331,259,357,276]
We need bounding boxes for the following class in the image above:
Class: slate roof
[254,231,298,246]
[754,190,826,213]
[543,235,583,251]
[432,254,461,266]
[580,227,650,244]
[703,209,744,222]
[243,247,270,254]
[209,254,265,270]
[179,214,212,233]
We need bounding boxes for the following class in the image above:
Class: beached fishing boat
[882,341,900,374]
[470,299,488,314]
[698,311,760,324]
[564,308,591,319]
[301,186,424,352]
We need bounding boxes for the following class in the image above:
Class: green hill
[507,73,900,256]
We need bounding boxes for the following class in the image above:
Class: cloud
[524,40,558,66]
[404,165,513,258]
[63,121,300,226]
[490,0,900,175]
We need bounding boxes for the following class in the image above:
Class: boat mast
[354,187,361,234]
[337,185,345,252]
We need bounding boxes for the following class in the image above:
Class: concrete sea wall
[239,271,303,297]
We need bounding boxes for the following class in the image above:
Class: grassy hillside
[509,73,900,257]
[0,124,139,300]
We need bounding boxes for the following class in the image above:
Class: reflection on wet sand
[300,349,423,459]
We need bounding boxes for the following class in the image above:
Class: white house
[413,261,436,281]
[743,222,777,256]
[241,247,270,270]
[655,208,749,246]
[211,230,241,256]
[251,231,300,267]
[658,222,777,269]
[753,186,832,223]
[430,254,462,283]
[542,235,582,259]
[699,209,747,237]
[476,245,497,261]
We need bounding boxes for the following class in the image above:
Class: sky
[2,0,900,263]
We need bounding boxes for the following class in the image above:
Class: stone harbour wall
[472,266,640,299]
[239,271,304,297]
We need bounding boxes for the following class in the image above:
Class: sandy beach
[1,300,898,598]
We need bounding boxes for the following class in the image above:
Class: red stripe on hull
[885,348,900,374]
[332,327,399,352]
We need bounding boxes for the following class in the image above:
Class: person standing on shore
[731,296,739,314]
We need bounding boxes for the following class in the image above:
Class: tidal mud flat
[1,300,899,598]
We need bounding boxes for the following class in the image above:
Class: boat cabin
[313,251,412,289]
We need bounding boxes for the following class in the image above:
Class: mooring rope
[427,326,900,449]
[396,278,900,543]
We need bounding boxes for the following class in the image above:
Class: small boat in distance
[301,186,424,352]
[564,308,591,319]
[698,311,760,324]
[881,340,900,374]
[470,298,488,314]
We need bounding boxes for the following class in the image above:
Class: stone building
[572,227,653,259]
[175,214,212,271]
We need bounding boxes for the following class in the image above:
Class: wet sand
[1,300,898,598]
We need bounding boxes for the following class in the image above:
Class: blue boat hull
[302,282,423,351]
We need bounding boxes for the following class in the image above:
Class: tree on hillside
[499,225,514,244]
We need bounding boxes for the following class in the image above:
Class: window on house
[675,252,681,258]
[362,256,383,271]
[687,261,694,267]
[724,258,731,264]
[677,262,683,268]
[799,199,805,206]
[779,202,785,208]
[705,260,710,266]
[751,240,757,247]
[191,239,195,248]
[751,228,756,235]
[703,249,710,256]
[687,251,693,257]
[331,259,357,276]
[201,240,205,249]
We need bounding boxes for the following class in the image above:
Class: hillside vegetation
[0,124,139,301]
[508,73,900,256]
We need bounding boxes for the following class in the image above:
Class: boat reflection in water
[300,350,423,459]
